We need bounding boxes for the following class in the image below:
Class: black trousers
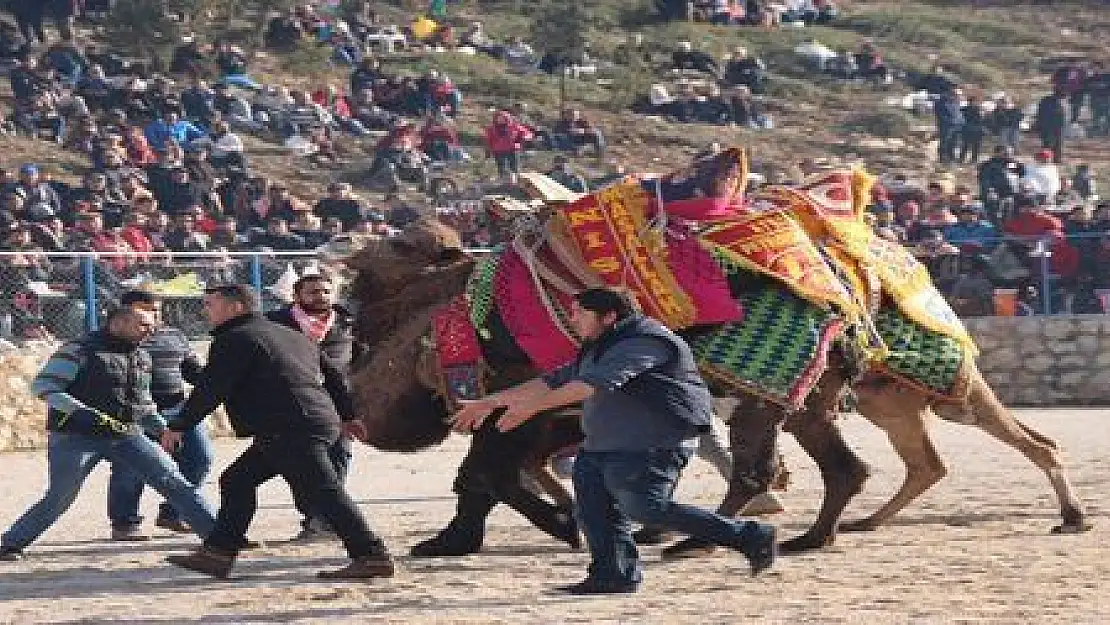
[205,434,387,558]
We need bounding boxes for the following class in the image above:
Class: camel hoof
[740,492,786,516]
[660,538,718,561]
[1051,522,1093,535]
[779,533,834,554]
[839,519,880,533]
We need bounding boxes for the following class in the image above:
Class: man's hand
[160,429,184,453]
[342,420,368,442]
[449,398,499,432]
[495,404,539,432]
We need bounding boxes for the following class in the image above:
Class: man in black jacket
[163,284,393,580]
[265,274,361,542]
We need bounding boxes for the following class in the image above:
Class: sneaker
[166,547,236,579]
[557,577,640,595]
[155,518,192,534]
[111,526,152,542]
[741,524,777,577]
[316,554,396,580]
[0,546,24,561]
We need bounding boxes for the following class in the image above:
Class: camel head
[346,217,476,452]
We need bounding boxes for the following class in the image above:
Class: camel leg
[780,412,871,553]
[932,371,1090,534]
[524,462,574,509]
[841,383,945,532]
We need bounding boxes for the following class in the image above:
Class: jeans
[572,448,767,586]
[205,434,388,558]
[107,422,214,528]
[2,432,217,549]
[293,436,352,531]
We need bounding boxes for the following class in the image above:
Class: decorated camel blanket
[872,305,972,400]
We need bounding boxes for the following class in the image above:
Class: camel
[342,153,1089,560]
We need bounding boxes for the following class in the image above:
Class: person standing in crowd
[106,290,212,540]
[0,307,217,561]
[265,274,361,543]
[163,285,393,580]
[451,287,776,595]
[1034,89,1068,164]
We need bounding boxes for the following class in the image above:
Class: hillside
[5,0,1110,199]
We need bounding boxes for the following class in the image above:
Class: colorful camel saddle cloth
[432,294,486,402]
[696,209,862,321]
[691,283,845,412]
[554,183,742,330]
[756,168,977,354]
[872,305,972,400]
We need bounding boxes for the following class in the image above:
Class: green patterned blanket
[691,285,844,411]
[873,306,969,398]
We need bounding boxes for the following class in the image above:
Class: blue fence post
[250,253,263,293]
[81,255,98,332]
[1039,238,1052,316]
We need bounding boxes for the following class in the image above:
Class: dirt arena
[0,409,1106,624]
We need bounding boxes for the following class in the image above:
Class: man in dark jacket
[452,287,776,594]
[163,284,393,580]
[107,291,211,539]
[1,307,216,561]
[1035,90,1068,164]
[934,87,964,165]
[265,274,361,542]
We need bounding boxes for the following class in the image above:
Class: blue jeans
[2,432,217,549]
[294,436,352,530]
[108,423,214,528]
[572,448,766,586]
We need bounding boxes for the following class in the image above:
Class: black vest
[585,314,713,433]
[47,331,153,433]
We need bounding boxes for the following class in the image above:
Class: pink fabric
[291,305,335,342]
[494,249,578,373]
[664,230,744,326]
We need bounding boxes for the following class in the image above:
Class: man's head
[120,289,163,324]
[570,287,638,341]
[202,284,260,326]
[293,274,335,314]
[19,163,39,185]
[105,307,157,345]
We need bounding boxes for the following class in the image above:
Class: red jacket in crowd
[484,112,532,155]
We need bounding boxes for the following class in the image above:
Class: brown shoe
[166,547,236,579]
[317,554,396,580]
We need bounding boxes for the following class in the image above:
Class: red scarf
[291,305,335,342]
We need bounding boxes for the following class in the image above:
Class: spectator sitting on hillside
[420,112,461,162]
[826,49,859,80]
[462,21,501,58]
[484,110,532,181]
[1072,164,1096,200]
[181,79,217,124]
[794,38,837,73]
[547,156,589,194]
[209,120,246,170]
[314,182,365,231]
[312,85,369,136]
[350,88,397,131]
[672,42,720,79]
[215,42,259,90]
[213,83,263,131]
[418,70,462,117]
[1004,195,1063,240]
[552,108,605,158]
[854,40,890,83]
[989,95,1022,150]
[944,205,997,253]
[369,119,428,187]
[1033,90,1067,163]
[723,47,767,94]
[5,164,62,216]
[948,257,994,317]
[164,211,211,253]
[145,111,207,153]
[209,215,248,250]
[729,85,767,128]
[170,36,211,77]
[978,144,1023,203]
[1021,149,1062,201]
[504,37,536,73]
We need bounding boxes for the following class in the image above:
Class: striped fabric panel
[31,342,91,416]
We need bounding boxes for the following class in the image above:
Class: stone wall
[964,315,1110,406]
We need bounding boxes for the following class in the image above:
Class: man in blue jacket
[452,287,776,594]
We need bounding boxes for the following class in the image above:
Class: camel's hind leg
[841,382,945,532]
[932,369,1090,534]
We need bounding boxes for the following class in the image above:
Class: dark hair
[204,283,261,312]
[574,287,637,320]
[293,273,331,294]
[104,306,140,325]
[119,289,159,307]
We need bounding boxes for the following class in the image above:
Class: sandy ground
[0,409,1107,624]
